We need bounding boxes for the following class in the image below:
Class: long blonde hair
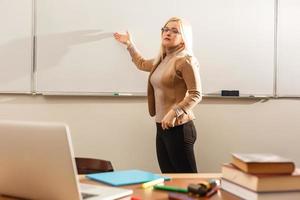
[153,17,194,66]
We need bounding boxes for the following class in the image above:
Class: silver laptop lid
[0,120,81,200]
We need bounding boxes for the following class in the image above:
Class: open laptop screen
[0,120,132,200]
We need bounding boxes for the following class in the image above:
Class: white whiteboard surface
[36,0,176,95]
[35,0,275,96]
[277,0,300,97]
[177,0,275,96]
[0,0,33,93]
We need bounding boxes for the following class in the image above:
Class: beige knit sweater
[127,44,202,125]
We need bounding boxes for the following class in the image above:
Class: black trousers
[156,120,198,173]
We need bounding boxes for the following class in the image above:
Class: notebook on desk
[87,169,170,186]
[0,120,132,200]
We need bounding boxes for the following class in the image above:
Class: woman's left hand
[161,109,176,130]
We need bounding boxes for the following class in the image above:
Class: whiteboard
[35,0,275,96]
[36,0,176,95]
[177,0,275,96]
[0,0,33,93]
[277,0,300,97]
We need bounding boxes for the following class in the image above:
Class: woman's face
[161,21,183,49]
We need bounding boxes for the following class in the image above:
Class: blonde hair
[153,17,194,66]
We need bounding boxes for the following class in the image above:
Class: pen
[154,185,188,193]
[142,178,164,189]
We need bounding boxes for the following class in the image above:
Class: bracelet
[173,107,182,118]
[126,40,131,47]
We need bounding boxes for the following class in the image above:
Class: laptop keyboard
[81,192,99,199]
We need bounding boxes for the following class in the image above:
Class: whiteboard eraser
[221,90,239,96]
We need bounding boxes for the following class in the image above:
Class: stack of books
[221,153,300,200]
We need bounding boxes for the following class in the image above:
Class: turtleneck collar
[165,43,185,56]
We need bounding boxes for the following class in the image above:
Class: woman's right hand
[113,31,131,46]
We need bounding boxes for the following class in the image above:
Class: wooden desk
[0,173,241,200]
[80,173,241,200]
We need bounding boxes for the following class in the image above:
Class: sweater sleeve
[175,56,202,113]
[127,43,154,72]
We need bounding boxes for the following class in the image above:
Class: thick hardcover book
[221,179,300,200]
[231,153,295,174]
[222,164,300,192]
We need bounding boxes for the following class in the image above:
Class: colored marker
[206,186,219,197]
[154,185,188,193]
[118,93,133,96]
[168,192,194,200]
[142,178,164,189]
[113,92,133,96]
[131,196,141,200]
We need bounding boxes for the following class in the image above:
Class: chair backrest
[75,157,114,174]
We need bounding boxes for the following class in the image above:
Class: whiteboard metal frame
[39,92,146,97]
[31,0,37,94]
[274,0,278,97]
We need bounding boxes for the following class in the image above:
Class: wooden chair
[75,157,114,174]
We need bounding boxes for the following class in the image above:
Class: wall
[0,94,299,173]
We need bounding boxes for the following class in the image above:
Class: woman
[114,17,202,173]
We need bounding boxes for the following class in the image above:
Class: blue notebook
[86,169,170,186]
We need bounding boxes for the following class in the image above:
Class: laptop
[0,120,133,200]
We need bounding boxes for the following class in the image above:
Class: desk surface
[0,173,241,200]
[80,173,241,200]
